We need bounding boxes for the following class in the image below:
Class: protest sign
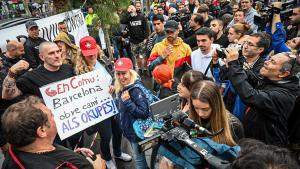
[40,70,117,140]
[0,9,89,52]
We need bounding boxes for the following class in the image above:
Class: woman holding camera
[189,80,244,145]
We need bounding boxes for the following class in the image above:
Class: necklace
[33,146,55,154]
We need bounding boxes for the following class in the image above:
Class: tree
[90,0,130,61]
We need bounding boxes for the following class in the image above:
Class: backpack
[128,83,163,140]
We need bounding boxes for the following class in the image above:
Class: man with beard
[148,20,192,80]
[191,27,221,78]
[210,19,229,48]
[287,6,300,40]
[240,0,259,33]
[184,13,204,50]
[23,21,46,68]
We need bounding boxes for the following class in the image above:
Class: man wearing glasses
[23,21,46,68]
[224,47,300,147]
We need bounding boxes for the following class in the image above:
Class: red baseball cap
[114,58,133,71]
[80,36,97,57]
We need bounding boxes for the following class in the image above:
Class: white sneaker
[106,160,117,169]
[115,152,132,162]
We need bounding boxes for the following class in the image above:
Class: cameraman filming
[266,2,299,54]
[223,48,300,147]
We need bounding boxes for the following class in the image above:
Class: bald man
[2,41,74,100]
[0,40,27,152]
[0,41,26,78]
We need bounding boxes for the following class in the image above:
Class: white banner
[0,9,89,52]
[40,70,118,140]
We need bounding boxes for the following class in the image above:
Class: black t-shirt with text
[16,64,74,98]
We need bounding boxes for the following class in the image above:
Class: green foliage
[91,0,130,25]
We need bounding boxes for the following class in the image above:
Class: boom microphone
[173,112,213,135]
[182,118,213,136]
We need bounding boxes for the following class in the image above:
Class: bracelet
[8,69,17,78]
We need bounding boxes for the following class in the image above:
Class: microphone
[182,118,213,136]
[172,112,213,135]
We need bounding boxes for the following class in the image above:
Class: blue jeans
[130,142,148,169]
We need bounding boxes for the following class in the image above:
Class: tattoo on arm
[3,76,17,94]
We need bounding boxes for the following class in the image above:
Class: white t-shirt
[191,44,221,78]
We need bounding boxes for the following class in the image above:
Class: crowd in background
[0,0,300,169]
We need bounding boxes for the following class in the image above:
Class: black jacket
[120,12,150,44]
[227,60,300,146]
[219,1,232,17]
[184,27,201,51]
[24,37,46,68]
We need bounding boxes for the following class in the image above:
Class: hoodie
[54,32,80,64]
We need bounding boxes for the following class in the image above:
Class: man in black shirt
[184,13,204,50]
[58,21,76,44]
[198,4,214,27]
[24,21,46,68]
[2,41,74,100]
[1,96,93,169]
[120,5,150,72]
[0,40,26,154]
[210,19,229,48]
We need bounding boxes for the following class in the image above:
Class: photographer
[221,32,271,120]
[224,49,300,146]
[183,13,204,50]
[266,2,296,54]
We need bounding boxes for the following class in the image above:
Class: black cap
[165,20,179,32]
[25,21,38,30]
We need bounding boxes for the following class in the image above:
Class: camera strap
[204,59,213,77]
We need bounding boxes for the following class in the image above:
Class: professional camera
[254,0,296,30]
[138,112,231,169]
[216,48,227,59]
[169,11,191,34]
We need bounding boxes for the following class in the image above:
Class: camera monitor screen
[150,94,181,120]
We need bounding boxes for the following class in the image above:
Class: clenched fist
[10,60,29,74]
[121,90,130,102]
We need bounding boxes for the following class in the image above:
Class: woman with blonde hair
[114,57,150,169]
[189,80,244,146]
[227,23,251,50]
[74,36,132,169]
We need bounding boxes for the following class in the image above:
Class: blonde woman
[189,80,244,145]
[114,58,150,169]
[74,36,132,169]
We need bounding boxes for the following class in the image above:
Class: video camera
[169,10,191,34]
[254,0,296,30]
[138,112,231,169]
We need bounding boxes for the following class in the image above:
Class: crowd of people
[0,0,300,169]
